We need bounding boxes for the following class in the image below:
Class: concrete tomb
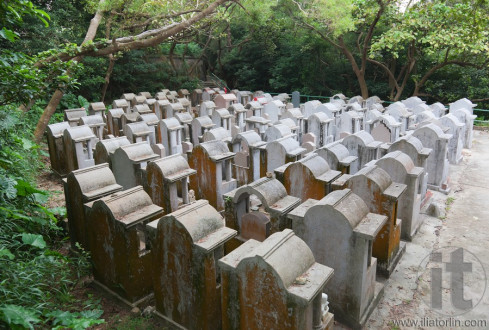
[386,102,413,134]
[287,189,386,328]
[138,113,160,144]
[203,127,232,144]
[388,134,431,200]
[188,140,237,210]
[174,111,193,144]
[200,100,217,117]
[264,99,286,123]
[88,186,163,304]
[245,100,264,118]
[275,153,342,202]
[191,88,203,107]
[122,93,136,107]
[340,130,382,174]
[159,117,183,155]
[154,99,171,120]
[214,93,237,109]
[401,96,425,110]
[178,88,190,99]
[412,123,451,193]
[231,131,265,186]
[112,99,130,114]
[449,97,476,115]
[219,229,334,330]
[264,123,293,142]
[64,108,87,127]
[452,107,476,149]
[212,108,233,133]
[236,91,252,106]
[124,122,154,145]
[265,136,307,173]
[112,142,159,190]
[94,136,131,168]
[79,115,106,141]
[228,103,247,132]
[338,110,363,138]
[223,177,301,248]
[371,151,424,240]
[46,121,71,176]
[315,143,358,174]
[245,115,271,141]
[177,97,191,113]
[190,116,215,146]
[63,125,97,172]
[439,114,465,164]
[146,154,196,215]
[302,100,322,119]
[430,102,447,118]
[332,166,406,276]
[107,108,125,136]
[308,112,334,147]
[146,200,236,330]
[370,115,401,143]
[64,163,122,250]
[88,102,106,118]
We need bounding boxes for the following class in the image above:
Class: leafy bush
[0,105,104,329]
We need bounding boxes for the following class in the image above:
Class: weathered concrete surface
[365,130,489,329]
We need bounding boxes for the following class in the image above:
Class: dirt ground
[38,131,489,329]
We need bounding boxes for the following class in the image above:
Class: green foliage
[0,0,50,42]
[0,106,104,329]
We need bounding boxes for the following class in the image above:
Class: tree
[31,0,234,142]
[369,0,489,100]
[277,0,395,99]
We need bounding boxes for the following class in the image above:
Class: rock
[131,307,140,315]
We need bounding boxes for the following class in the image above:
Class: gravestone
[190,116,215,146]
[79,115,106,141]
[124,122,153,145]
[188,140,237,210]
[88,186,163,304]
[223,177,301,250]
[291,90,300,108]
[265,136,306,173]
[231,131,266,185]
[341,131,382,173]
[307,112,334,147]
[64,163,122,250]
[372,151,424,240]
[88,102,106,118]
[146,154,197,215]
[276,153,341,202]
[332,166,406,276]
[199,100,217,117]
[159,117,183,155]
[146,200,236,330]
[388,135,431,202]
[94,136,131,168]
[214,93,237,109]
[47,121,71,176]
[107,108,125,136]
[219,229,334,330]
[63,125,97,172]
[64,108,87,127]
[439,114,465,164]
[112,142,159,190]
[112,99,130,114]
[287,189,386,328]
[412,123,451,193]
[315,143,358,174]
[264,123,293,142]
[203,127,232,144]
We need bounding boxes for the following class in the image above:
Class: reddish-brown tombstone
[146,200,236,330]
[88,186,163,304]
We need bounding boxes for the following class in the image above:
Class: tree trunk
[33,90,64,143]
[101,55,115,102]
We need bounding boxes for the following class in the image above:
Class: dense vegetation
[0,0,488,328]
